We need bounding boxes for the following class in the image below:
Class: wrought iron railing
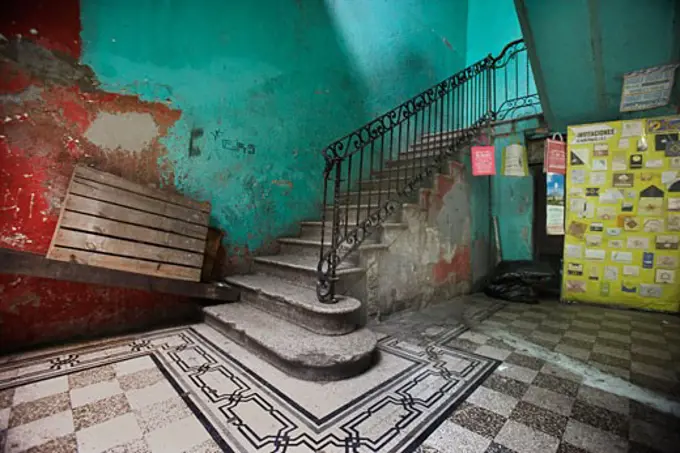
[316,39,539,303]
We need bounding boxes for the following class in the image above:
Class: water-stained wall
[0,0,197,352]
[79,0,469,265]
[0,0,469,349]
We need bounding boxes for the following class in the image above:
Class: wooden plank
[0,249,237,300]
[65,195,208,239]
[49,247,201,281]
[70,179,209,226]
[60,211,205,253]
[47,168,78,259]
[75,165,211,213]
[52,230,204,268]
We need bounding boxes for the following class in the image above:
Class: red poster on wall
[544,138,566,174]
[471,146,496,175]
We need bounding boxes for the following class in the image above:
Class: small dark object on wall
[189,127,204,157]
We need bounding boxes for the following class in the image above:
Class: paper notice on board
[565,244,582,259]
[570,124,617,144]
[617,138,630,150]
[620,64,679,112]
[621,121,643,137]
[546,173,565,235]
[546,206,565,235]
[662,171,678,185]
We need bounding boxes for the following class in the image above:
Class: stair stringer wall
[346,159,483,319]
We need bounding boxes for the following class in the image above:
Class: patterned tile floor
[1,295,679,453]
[0,309,499,453]
[375,296,680,453]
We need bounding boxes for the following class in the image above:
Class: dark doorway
[530,164,564,272]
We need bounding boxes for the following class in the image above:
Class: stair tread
[204,303,378,365]
[225,274,361,314]
[300,221,407,229]
[279,237,387,247]
[254,254,364,274]
[339,189,393,195]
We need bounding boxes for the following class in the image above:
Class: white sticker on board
[589,172,607,185]
[604,266,619,281]
[662,171,678,185]
[572,169,586,184]
[592,158,608,171]
[612,251,633,263]
[623,265,640,277]
[640,284,662,298]
[565,244,583,259]
[621,121,643,137]
[585,249,606,260]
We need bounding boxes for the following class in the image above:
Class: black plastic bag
[483,260,555,303]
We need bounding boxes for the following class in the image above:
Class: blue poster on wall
[546,172,565,235]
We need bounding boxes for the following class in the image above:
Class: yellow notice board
[562,115,680,312]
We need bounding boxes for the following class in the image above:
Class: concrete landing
[203,303,379,381]
[225,274,362,335]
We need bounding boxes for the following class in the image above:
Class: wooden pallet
[47,165,211,282]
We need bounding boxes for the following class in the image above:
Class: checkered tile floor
[1,296,679,453]
[0,356,220,453]
[409,299,680,453]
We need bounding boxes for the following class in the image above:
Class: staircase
[204,39,537,381]
[204,131,460,381]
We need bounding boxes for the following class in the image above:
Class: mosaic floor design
[0,322,499,453]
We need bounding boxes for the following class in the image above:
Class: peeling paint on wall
[366,158,474,317]
[78,0,470,264]
[84,111,159,152]
[0,1,193,351]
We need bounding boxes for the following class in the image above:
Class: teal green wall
[467,0,523,65]
[491,117,542,261]
[79,0,468,256]
[516,0,680,132]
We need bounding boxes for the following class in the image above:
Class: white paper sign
[546,206,565,235]
[612,251,633,263]
[590,172,607,185]
[621,121,644,137]
[570,124,617,144]
[503,144,527,177]
[623,265,640,277]
[592,159,608,171]
[662,171,678,185]
[620,64,679,112]
[599,189,623,204]
[585,249,606,260]
[565,244,582,259]
[604,266,619,281]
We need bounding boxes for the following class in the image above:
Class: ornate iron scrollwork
[317,39,536,303]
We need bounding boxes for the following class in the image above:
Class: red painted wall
[0,1,196,353]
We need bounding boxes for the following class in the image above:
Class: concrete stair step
[359,175,433,191]
[386,153,439,168]
[203,302,378,381]
[278,236,387,261]
[253,254,364,292]
[224,273,362,335]
[324,203,402,224]
[408,137,456,152]
[337,189,416,205]
[420,130,463,143]
[299,221,406,242]
[371,165,435,179]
